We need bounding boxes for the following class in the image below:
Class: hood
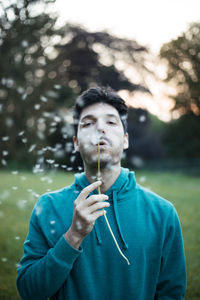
[74,167,137,250]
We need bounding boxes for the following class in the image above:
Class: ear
[123,132,129,150]
[73,136,80,152]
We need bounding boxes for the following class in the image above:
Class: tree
[160,22,200,116]
[125,108,164,168]
[0,1,151,169]
[160,23,200,159]
[53,24,150,94]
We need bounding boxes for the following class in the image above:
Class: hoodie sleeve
[155,205,186,300]
[16,202,82,300]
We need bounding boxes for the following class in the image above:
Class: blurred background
[0,0,200,173]
[0,1,200,299]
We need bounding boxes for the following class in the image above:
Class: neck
[84,162,121,193]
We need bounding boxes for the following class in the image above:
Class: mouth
[96,139,109,146]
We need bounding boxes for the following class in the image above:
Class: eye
[107,120,117,125]
[82,121,94,127]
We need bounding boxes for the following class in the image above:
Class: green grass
[0,170,199,299]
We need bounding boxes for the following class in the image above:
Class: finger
[87,201,110,214]
[90,209,106,222]
[78,181,102,201]
[85,194,109,206]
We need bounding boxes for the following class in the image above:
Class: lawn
[0,169,199,299]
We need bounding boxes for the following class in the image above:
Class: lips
[99,140,107,145]
[96,138,110,146]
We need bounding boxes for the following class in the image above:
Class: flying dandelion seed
[2,136,9,141]
[12,170,19,175]
[54,116,61,123]
[40,96,48,102]
[2,150,8,156]
[22,93,27,100]
[35,205,42,216]
[67,167,73,171]
[1,159,7,166]
[18,131,24,136]
[50,220,55,225]
[17,87,25,94]
[139,176,146,183]
[17,200,27,209]
[139,115,146,122]
[21,40,29,48]
[34,104,41,110]
[28,144,36,153]
[1,258,7,262]
[54,84,62,89]
[22,138,27,143]
[12,186,18,190]
[46,159,55,164]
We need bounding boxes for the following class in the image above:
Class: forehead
[79,102,120,120]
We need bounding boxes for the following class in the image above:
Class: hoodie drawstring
[113,190,128,250]
[94,221,102,245]
[94,190,128,250]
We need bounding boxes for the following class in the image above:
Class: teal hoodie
[17,168,186,300]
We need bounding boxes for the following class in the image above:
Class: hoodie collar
[74,167,136,251]
[74,167,134,200]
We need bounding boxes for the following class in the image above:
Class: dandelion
[97,141,130,265]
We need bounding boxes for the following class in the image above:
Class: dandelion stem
[97,142,130,265]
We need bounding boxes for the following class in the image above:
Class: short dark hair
[73,86,128,135]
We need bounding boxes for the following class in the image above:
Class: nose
[96,119,105,133]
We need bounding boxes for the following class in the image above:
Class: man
[17,87,186,300]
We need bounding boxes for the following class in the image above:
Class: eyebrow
[80,114,119,122]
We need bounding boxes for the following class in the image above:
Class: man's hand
[64,181,110,249]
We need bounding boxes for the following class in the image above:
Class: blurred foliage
[160,22,200,159]
[160,22,200,116]
[163,113,200,158]
[126,108,164,168]
[0,0,151,170]
[1,1,199,170]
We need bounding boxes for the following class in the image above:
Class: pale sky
[52,0,200,53]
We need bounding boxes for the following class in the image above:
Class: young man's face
[73,102,129,168]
